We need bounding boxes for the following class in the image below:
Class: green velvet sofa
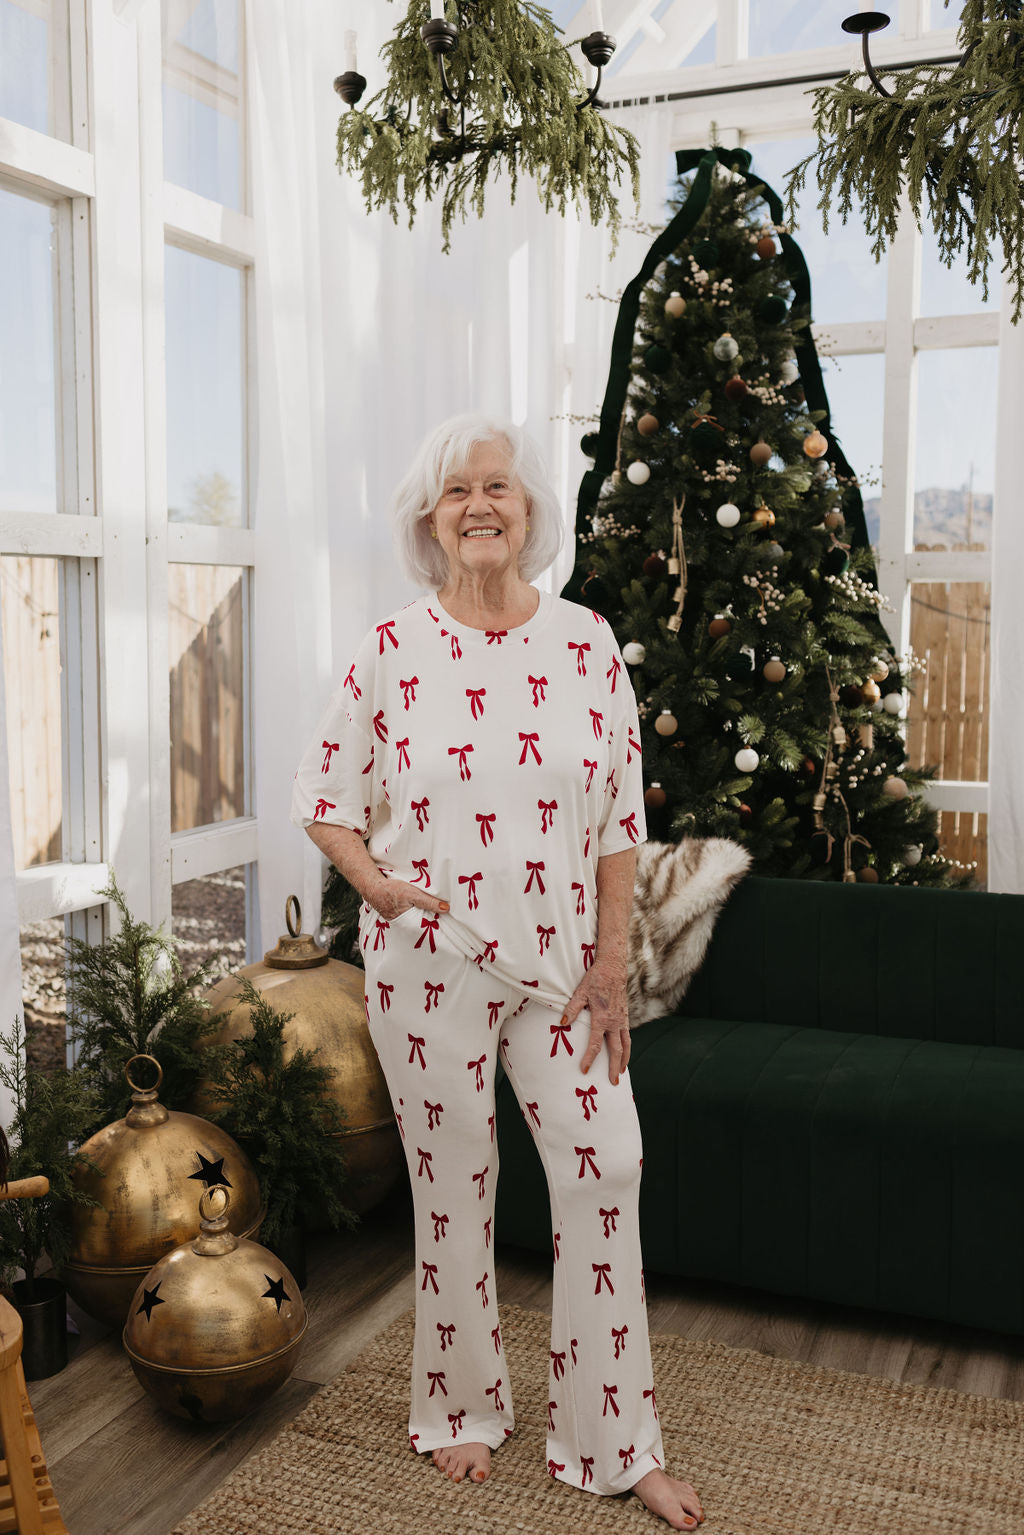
[495,875,1024,1337]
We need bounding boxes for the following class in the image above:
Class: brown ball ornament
[749,441,773,467]
[738,802,754,824]
[857,867,880,883]
[724,375,748,401]
[708,616,732,639]
[882,776,909,800]
[643,553,667,578]
[841,684,864,707]
[763,657,786,683]
[860,679,881,704]
[636,412,660,437]
[654,710,678,737]
[664,292,686,318]
[802,757,817,775]
[824,509,845,531]
[752,506,776,528]
[756,234,777,259]
[644,783,667,809]
[803,430,829,459]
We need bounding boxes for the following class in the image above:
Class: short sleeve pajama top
[291,592,647,1011]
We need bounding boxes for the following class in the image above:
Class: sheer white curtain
[248,0,675,938]
[0,622,23,1126]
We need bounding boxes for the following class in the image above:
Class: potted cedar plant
[0,1019,102,1378]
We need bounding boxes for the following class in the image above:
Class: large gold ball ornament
[870,658,890,682]
[197,902,403,1220]
[752,506,776,528]
[664,292,686,318]
[763,657,786,683]
[749,440,773,468]
[123,1185,306,1423]
[65,1057,264,1330]
[803,430,829,459]
[860,679,881,704]
[636,412,660,436]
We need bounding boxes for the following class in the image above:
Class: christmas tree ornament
[713,332,739,361]
[803,430,829,459]
[752,505,776,528]
[716,502,741,528]
[882,776,909,800]
[644,783,667,809]
[882,691,905,716]
[802,757,817,775]
[763,657,786,683]
[666,493,689,633]
[857,867,880,883]
[824,509,845,530]
[643,552,667,578]
[902,845,924,867]
[749,440,773,467]
[724,375,749,400]
[739,802,753,824]
[779,357,799,385]
[644,343,671,373]
[654,710,678,737]
[832,722,847,749]
[64,1057,264,1330]
[666,613,683,633]
[664,291,686,318]
[854,722,875,751]
[841,684,864,707]
[622,641,646,665]
[734,746,759,773]
[123,1185,307,1422]
[757,294,788,324]
[580,431,600,458]
[708,615,732,638]
[636,412,660,436]
[870,658,889,682]
[767,541,785,561]
[197,900,404,1221]
[626,460,651,485]
[693,236,719,265]
[869,694,884,713]
[756,234,777,259]
[860,679,881,705]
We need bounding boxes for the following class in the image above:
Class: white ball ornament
[716,502,741,528]
[735,747,760,773]
[779,358,799,385]
[902,845,923,867]
[626,460,651,486]
[882,691,905,716]
[622,642,646,666]
[713,332,739,362]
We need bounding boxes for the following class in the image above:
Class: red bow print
[361,752,373,777]
[485,630,507,645]
[466,687,486,719]
[459,871,482,910]
[619,812,639,844]
[570,1338,578,1366]
[581,1456,595,1487]
[644,1386,658,1420]
[449,743,474,780]
[476,1271,490,1307]
[575,1145,601,1180]
[321,740,338,773]
[431,1211,449,1242]
[467,1054,486,1092]
[491,1325,502,1356]
[547,1460,565,1478]
[600,1205,619,1239]
[484,1214,492,1245]
[518,731,542,765]
[476,811,496,845]
[568,640,591,675]
[343,664,361,699]
[474,938,498,967]
[594,1263,615,1295]
[572,881,586,915]
[486,999,504,1030]
[537,923,555,955]
[395,737,411,772]
[547,1401,557,1431]
[424,980,445,1013]
[553,1231,561,1262]
[377,982,394,1014]
[576,1084,598,1121]
[607,654,621,693]
[313,798,335,822]
[421,1260,439,1293]
[550,1349,566,1381]
[437,1321,456,1351]
[399,676,418,709]
[376,620,398,653]
[415,914,439,952]
[411,858,430,886]
[524,860,546,894]
[619,1445,635,1470]
[416,1146,434,1182]
[602,1383,620,1417]
[581,941,596,971]
[485,1378,504,1410]
[612,1324,629,1360]
[627,726,642,763]
[427,1369,447,1397]
[408,1034,426,1069]
[372,709,388,743]
[606,766,618,800]
[425,1100,444,1131]
[373,918,390,951]
[549,1022,573,1057]
[525,1100,541,1128]
[448,632,462,661]
[448,1410,465,1439]
[538,798,557,833]
[412,797,430,830]
[472,1166,488,1200]
[584,826,591,857]
[583,759,598,792]
[589,708,604,739]
[528,674,548,706]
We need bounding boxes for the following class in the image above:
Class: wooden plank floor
[30,1181,1024,1535]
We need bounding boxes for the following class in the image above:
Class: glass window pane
[819,353,885,547]
[913,348,996,549]
[749,0,854,55]
[0,190,59,516]
[0,0,67,138]
[162,0,243,209]
[743,136,887,323]
[165,246,245,525]
[906,580,990,784]
[171,864,248,981]
[1,557,62,868]
[21,916,66,1074]
[169,563,247,832]
[920,232,998,317]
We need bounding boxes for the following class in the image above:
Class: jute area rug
[172,1302,1024,1535]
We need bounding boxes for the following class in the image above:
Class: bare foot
[431,1441,492,1485]
[632,1467,704,1529]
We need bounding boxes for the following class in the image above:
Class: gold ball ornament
[708,615,732,639]
[803,430,829,459]
[763,657,786,683]
[749,441,773,467]
[882,776,909,800]
[196,901,403,1220]
[664,292,686,318]
[123,1185,307,1423]
[824,509,845,531]
[654,710,678,737]
[644,783,667,809]
[860,679,881,704]
[636,412,660,436]
[65,1057,264,1330]
[870,658,890,682]
[752,506,776,528]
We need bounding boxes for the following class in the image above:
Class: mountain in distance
[861,487,993,553]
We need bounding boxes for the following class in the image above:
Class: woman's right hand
[365,874,449,923]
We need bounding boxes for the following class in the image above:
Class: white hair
[389,413,564,588]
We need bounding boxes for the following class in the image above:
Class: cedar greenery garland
[786,0,1024,318]
[336,0,641,254]
[200,978,358,1247]
[66,873,218,1133]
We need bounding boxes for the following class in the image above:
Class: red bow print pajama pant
[362,909,665,1495]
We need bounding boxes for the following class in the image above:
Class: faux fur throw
[627,837,752,1028]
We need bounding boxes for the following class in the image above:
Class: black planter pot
[266,1224,307,1290]
[14,1275,68,1380]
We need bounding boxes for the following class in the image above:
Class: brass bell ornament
[197,897,403,1218]
[123,1185,306,1422]
[64,1056,264,1330]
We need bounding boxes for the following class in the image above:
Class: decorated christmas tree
[564,145,961,885]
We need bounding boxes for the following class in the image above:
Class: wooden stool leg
[0,1360,45,1535]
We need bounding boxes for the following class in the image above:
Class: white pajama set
[291,591,666,1495]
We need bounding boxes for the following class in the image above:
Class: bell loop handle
[285,895,302,938]
[199,1184,231,1224]
[193,1183,238,1255]
[124,1053,164,1096]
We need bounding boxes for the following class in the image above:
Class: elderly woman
[292,413,704,1531]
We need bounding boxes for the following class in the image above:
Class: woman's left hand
[564,960,630,1085]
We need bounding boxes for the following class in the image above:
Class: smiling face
[428,440,530,586]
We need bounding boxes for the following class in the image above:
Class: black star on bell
[262,1275,290,1314]
[188,1152,232,1189]
[137,1283,165,1321]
